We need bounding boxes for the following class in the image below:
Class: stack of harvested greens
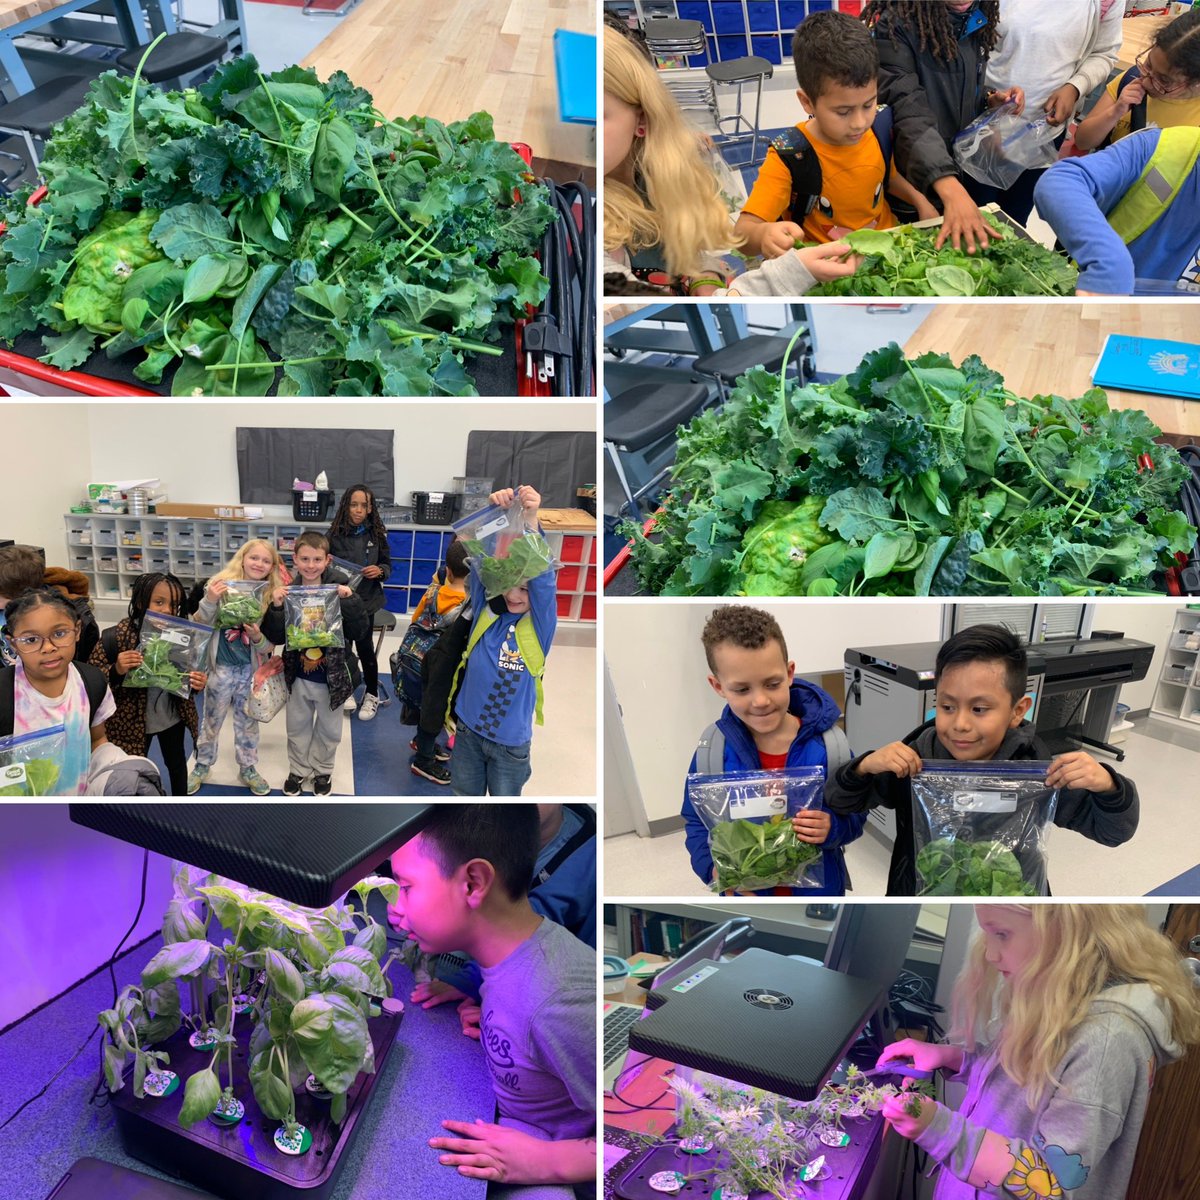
[0,55,555,395]
[464,532,557,598]
[804,216,1077,296]
[620,339,1196,596]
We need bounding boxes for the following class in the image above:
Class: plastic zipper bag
[327,555,366,592]
[0,724,68,795]
[686,767,827,892]
[452,500,558,600]
[124,612,214,699]
[284,585,345,651]
[213,580,268,631]
[953,103,1060,190]
[911,761,1058,896]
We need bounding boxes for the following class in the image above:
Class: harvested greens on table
[0,55,554,395]
[620,338,1196,597]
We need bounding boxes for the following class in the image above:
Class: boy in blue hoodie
[682,605,865,896]
[452,485,556,797]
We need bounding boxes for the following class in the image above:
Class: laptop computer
[628,947,887,1101]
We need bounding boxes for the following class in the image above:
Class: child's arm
[802,804,868,850]
[734,212,806,260]
[681,755,717,886]
[1072,78,1142,153]
[887,169,938,222]
[823,745,912,813]
[737,147,804,258]
[430,1121,595,1186]
[725,242,861,297]
[1050,754,1138,847]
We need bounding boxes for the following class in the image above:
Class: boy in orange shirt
[736,9,934,258]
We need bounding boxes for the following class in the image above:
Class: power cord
[0,848,150,1128]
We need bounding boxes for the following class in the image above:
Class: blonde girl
[877,905,1200,1199]
[186,539,284,795]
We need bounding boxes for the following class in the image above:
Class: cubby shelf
[1149,608,1200,726]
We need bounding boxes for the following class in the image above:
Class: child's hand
[516,484,542,516]
[987,85,1025,115]
[205,579,228,603]
[189,671,208,692]
[856,742,922,778]
[761,220,805,259]
[336,584,352,598]
[913,195,939,222]
[411,979,468,1009]
[1046,752,1116,794]
[115,649,143,675]
[792,809,831,844]
[489,487,515,508]
[243,622,263,643]
[876,1037,961,1076]
[457,999,482,1040]
[430,1119,553,1183]
[934,187,990,254]
[1116,76,1147,114]
[881,1091,938,1140]
[1043,82,1081,126]
[796,241,861,283]
[270,586,289,607]
[361,564,383,579]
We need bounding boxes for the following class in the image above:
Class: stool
[642,17,719,125]
[372,610,397,706]
[0,73,97,171]
[706,56,773,166]
[115,30,228,87]
[605,380,713,518]
[693,334,805,402]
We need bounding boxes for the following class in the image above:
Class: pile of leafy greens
[286,625,338,650]
[214,591,265,630]
[620,338,1195,597]
[0,758,62,796]
[0,54,554,395]
[710,814,820,893]
[126,636,188,695]
[804,217,1077,297]
[915,837,1036,897]
[465,532,557,598]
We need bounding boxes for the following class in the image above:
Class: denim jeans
[451,723,532,796]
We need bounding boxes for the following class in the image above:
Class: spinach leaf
[710,815,821,893]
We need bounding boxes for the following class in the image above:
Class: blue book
[1091,335,1200,400]
[554,29,597,125]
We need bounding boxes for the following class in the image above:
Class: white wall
[1101,601,1182,712]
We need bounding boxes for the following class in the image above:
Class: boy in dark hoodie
[682,605,866,896]
[824,624,1139,895]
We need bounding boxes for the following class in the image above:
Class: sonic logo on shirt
[1178,243,1200,292]
[498,624,526,674]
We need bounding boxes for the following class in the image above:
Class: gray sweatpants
[285,677,343,778]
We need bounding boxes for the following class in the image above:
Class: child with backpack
[0,544,101,668]
[1034,125,1200,294]
[89,572,207,796]
[1073,8,1200,152]
[450,486,556,797]
[736,10,935,260]
[1,587,114,795]
[403,539,469,786]
[681,605,865,897]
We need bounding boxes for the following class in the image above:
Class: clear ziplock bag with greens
[911,761,1058,897]
[452,500,558,600]
[125,612,214,699]
[0,724,68,795]
[686,767,826,892]
[953,103,1059,191]
[284,585,344,651]
[327,555,365,592]
[213,579,268,631]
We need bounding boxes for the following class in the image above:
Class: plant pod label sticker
[649,1171,684,1193]
[234,994,254,1013]
[144,1070,178,1098]
[953,789,1018,813]
[819,1128,851,1147]
[189,1030,218,1050]
[275,1124,314,1156]
[305,1074,332,1099]
[210,1095,245,1126]
[713,1190,749,1200]
[799,1155,829,1182]
[3,764,26,786]
[678,1134,713,1155]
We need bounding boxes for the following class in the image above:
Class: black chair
[692,333,807,401]
[115,30,229,86]
[605,380,713,518]
[371,610,397,706]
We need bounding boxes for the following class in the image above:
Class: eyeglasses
[1135,51,1188,97]
[9,627,78,652]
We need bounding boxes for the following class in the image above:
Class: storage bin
[713,1,746,33]
[411,491,457,524]
[752,33,782,62]
[413,533,444,560]
[747,2,778,30]
[453,475,493,497]
[387,531,413,557]
[779,0,806,25]
[677,2,713,31]
[382,587,408,614]
[292,489,333,521]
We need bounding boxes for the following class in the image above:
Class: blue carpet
[713,125,794,192]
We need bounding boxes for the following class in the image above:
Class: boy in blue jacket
[682,605,865,895]
[1034,126,1200,295]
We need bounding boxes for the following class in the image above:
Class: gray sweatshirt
[917,982,1182,1198]
[603,245,818,297]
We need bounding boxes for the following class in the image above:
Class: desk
[301,0,594,167]
[1118,12,1173,72]
[903,303,1200,438]
[0,935,491,1200]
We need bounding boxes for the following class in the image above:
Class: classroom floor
[142,626,597,797]
[603,716,1200,899]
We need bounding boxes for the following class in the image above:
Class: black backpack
[1103,66,1149,147]
[0,660,108,738]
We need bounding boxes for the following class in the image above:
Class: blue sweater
[1034,129,1200,295]
[455,558,557,748]
[681,680,866,896]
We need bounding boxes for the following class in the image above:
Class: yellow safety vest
[1107,126,1200,245]
[448,608,546,732]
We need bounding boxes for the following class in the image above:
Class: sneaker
[239,767,270,796]
[282,773,304,797]
[411,759,451,786]
[186,765,209,795]
[409,738,450,763]
[344,694,357,713]
[358,693,380,721]
[312,774,333,796]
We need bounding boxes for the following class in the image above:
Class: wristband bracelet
[688,277,725,294]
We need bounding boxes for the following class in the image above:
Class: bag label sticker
[729,786,788,821]
[473,512,511,539]
[3,764,27,785]
[159,629,190,647]
[953,789,1018,813]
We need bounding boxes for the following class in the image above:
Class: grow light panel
[69,804,431,907]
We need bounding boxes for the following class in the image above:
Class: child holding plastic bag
[682,606,865,896]
[877,905,1200,1200]
[1,587,114,795]
[260,531,369,796]
[449,485,557,797]
[824,625,1138,896]
[89,572,206,796]
[187,539,283,796]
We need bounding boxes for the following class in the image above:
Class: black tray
[110,1002,403,1200]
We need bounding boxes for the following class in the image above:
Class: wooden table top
[0,0,68,29]
[904,303,1199,438]
[1118,12,1173,71]
[301,0,593,167]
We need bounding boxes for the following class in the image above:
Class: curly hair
[328,483,388,543]
[127,572,185,637]
[701,604,788,673]
[1156,6,1200,83]
[792,10,879,98]
[3,586,77,633]
[862,1,1000,63]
